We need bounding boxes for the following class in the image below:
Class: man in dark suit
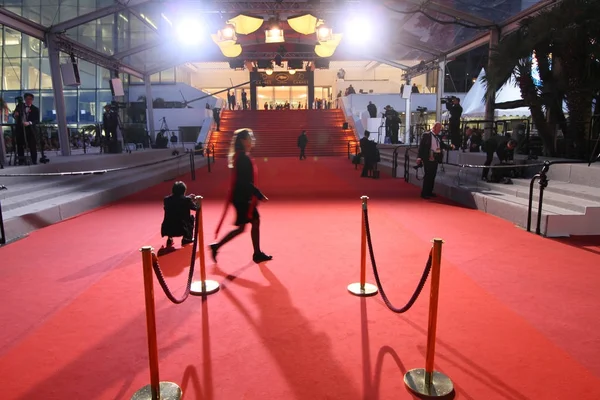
[360,130,378,178]
[416,122,453,199]
[367,101,377,118]
[12,92,40,165]
[102,104,118,141]
[241,89,248,110]
[446,97,463,149]
[482,136,517,181]
[297,130,308,160]
[213,107,221,131]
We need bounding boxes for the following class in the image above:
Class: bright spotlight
[221,24,235,39]
[176,19,203,45]
[345,17,371,45]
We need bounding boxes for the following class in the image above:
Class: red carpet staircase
[208,109,353,157]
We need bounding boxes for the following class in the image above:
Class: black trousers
[449,120,461,149]
[15,126,37,165]
[422,160,438,196]
[299,147,306,159]
[482,150,494,179]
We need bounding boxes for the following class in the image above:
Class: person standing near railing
[12,93,39,165]
[416,122,453,199]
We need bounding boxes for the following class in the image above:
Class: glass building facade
[0,24,119,127]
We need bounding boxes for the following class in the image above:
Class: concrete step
[0,156,192,212]
[2,156,207,242]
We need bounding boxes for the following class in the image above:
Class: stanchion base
[404,369,454,398]
[347,282,378,297]
[190,280,220,296]
[131,382,182,400]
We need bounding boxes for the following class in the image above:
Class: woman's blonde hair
[228,128,254,168]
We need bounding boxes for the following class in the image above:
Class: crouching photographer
[482,136,518,184]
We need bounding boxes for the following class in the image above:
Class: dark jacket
[485,136,513,162]
[14,103,40,129]
[360,137,378,162]
[418,132,451,162]
[161,195,198,238]
[232,152,264,204]
[297,134,308,148]
[446,102,463,122]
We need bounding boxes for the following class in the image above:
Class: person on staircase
[211,129,272,264]
[298,130,308,160]
[241,89,248,110]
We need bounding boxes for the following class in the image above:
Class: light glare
[177,19,203,45]
[345,17,371,45]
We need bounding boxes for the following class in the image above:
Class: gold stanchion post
[348,195,378,297]
[131,246,182,400]
[404,238,454,397]
[190,196,220,296]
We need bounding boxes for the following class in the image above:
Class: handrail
[526,159,597,235]
[391,145,405,178]
[348,140,359,160]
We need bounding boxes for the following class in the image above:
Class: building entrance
[249,71,315,110]
[256,86,308,109]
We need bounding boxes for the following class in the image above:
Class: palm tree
[483,0,600,158]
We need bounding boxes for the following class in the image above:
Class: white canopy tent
[462,68,531,118]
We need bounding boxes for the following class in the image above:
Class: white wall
[128,82,219,109]
[186,62,429,95]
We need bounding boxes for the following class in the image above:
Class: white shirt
[430,132,441,153]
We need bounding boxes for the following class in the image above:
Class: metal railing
[526,159,597,235]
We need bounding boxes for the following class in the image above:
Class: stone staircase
[1,150,207,243]
[375,146,600,237]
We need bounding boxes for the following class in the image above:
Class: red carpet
[1,157,599,400]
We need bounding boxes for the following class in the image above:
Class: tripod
[377,114,386,143]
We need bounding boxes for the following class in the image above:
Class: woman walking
[211,129,272,264]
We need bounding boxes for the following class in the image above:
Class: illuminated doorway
[256,86,308,109]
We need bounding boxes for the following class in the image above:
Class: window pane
[97,90,113,121]
[3,28,22,57]
[1,91,21,122]
[40,91,56,123]
[39,58,53,89]
[97,65,111,89]
[130,75,143,85]
[160,68,175,83]
[64,91,78,123]
[150,73,160,83]
[78,60,97,89]
[24,36,42,58]
[79,90,97,123]
[3,58,22,90]
[22,58,40,90]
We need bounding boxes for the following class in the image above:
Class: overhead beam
[397,37,441,56]
[114,40,165,59]
[0,7,45,40]
[446,32,490,59]
[50,0,153,33]
[365,61,380,71]
[392,0,494,27]
[367,57,410,70]
[499,0,559,35]
[128,8,159,33]
[55,34,144,78]
[187,1,361,14]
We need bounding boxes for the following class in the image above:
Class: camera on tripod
[440,96,457,104]
[416,106,428,113]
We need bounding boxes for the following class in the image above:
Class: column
[145,77,155,140]
[436,56,446,123]
[404,93,411,144]
[250,72,258,110]
[307,71,315,109]
[484,29,500,140]
[47,34,71,157]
